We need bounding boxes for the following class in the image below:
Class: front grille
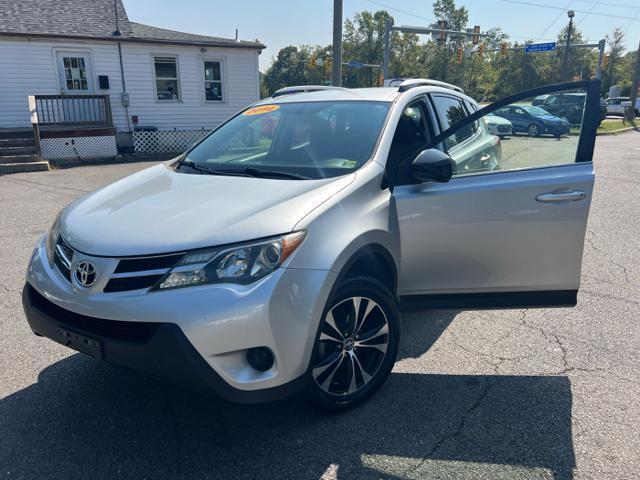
[497,125,510,133]
[105,252,184,292]
[53,235,73,282]
[28,284,161,343]
[104,274,164,293]
[114,253,183,273]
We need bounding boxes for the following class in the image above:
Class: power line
[572,0,640,8]
[362,0,434,22]
[624,8,640,35]
[537,0,574,41]
[498,0,640,21]
[577,0,601,26]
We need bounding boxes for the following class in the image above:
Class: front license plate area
[56,327,102,359]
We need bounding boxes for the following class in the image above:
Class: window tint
[431,95,476,150]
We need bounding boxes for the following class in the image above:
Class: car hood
[486,115,511,125]
[538,115,565,123]
[60,163,355,256]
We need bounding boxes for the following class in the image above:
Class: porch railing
[31,94,113,127]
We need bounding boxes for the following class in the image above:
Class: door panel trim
[399,290,577,311]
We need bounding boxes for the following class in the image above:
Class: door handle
[535,190,586,203]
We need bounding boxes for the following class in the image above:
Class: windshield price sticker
[243,105,280,116]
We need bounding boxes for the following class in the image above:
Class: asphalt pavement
[1,131,639,479]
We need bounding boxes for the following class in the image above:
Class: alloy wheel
[528,124,540,137]
[312,296,390,396]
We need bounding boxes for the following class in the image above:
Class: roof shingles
[0,0,264,48]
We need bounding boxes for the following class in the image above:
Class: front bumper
[23,283,308,403]
[24,238,337,402]
[543,124,570,135]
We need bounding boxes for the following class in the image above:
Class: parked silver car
[602,97,640,117]
[23,78,601,410]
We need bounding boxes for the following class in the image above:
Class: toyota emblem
[75,261,97,287]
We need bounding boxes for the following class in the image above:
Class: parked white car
[485,113,513,138]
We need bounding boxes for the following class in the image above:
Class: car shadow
[1,311,575,479]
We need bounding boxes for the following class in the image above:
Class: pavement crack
[404,380,493,476]
[584,229,632,285]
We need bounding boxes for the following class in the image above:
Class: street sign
[525,42,556,53]
[347,61,365,68]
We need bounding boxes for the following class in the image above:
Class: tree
[603,28,626,92]
[263,46,310,95]
[432,0,469,82]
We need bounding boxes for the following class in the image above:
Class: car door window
[430,95,476,150]
[426,83,595,176]
[387,99,430,185]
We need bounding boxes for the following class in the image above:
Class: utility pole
[331,0,343,87]
[562,10,575,81]
[383,18,392,82]
[595,39,605,80]
[626,40,640,123]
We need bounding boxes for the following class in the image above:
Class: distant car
[485,113,512,138]
[602,97,640,117]
[493,105,570,138]
[531,94,551,106]
[538,93,586,124]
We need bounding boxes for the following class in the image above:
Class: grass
[598,119,637,132]
[570,118,637,135]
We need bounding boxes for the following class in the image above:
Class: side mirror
[409,149,454,183]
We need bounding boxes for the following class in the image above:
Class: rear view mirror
[409,149,454,183]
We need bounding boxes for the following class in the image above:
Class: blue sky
[122,0,640,71]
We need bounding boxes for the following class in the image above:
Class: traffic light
[437,20,447,44]
[472,25,480,45]
[457,47,463,64]
[500,42,508,57]
[478,44,485,59]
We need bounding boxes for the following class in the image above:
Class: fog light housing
[246,347,274,372]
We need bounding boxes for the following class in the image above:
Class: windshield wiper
[178,161,310,180]
[241,167,311,180]
[178,160,252,177]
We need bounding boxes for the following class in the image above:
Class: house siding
[0,36,260,131]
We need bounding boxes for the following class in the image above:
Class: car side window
[430,94,474,150]
[386,99,430,185]
[434,85,591,178]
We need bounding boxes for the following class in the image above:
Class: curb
[597,127,638,136]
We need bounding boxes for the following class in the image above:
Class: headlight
[45,212,62,268]
[152,231,306,291]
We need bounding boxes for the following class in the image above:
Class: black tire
[304,275,400,412]
[528,123,540,137]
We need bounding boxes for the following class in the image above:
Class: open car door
[395,80,600,310]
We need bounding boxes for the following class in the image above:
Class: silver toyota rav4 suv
[23,78,601,411]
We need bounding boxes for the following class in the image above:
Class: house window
[63,57,89,91]
[154,56,180,101]
[204,61,223,101]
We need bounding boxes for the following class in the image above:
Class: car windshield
[522,106,551,116]
[182,101,390,180]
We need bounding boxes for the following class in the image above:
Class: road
[1,131,639,480]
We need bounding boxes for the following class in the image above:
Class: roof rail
[272,85,345,98]
[397,78,464,94]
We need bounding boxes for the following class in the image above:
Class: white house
[0,0,264,167]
